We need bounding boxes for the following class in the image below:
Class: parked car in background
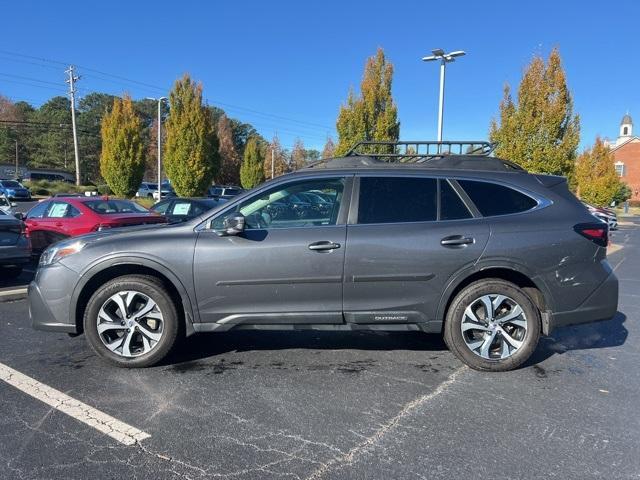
[207,185,244,200]
[0,194,17,215]
[29,140,618,371]
[154,181,176,200]
[150,197,227,223]
[584,202,618,230]
[0,209,31,278]
[23,197,166,252]
[0,179,31,200]
[51,193,86,198]
[136,182,159,198]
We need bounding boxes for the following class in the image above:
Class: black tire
[2,266,23,279]
[443,279,541,372]
[84,275,179,368]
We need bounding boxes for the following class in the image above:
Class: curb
[0,288,28,302]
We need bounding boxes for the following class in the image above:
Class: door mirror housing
[214,213,245,236]
[13,212,25,221]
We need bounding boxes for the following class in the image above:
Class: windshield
[84,200,149,214]
[1,181,22,188]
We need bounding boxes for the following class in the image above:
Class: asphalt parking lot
[1,221,639,479]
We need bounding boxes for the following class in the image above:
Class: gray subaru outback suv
[29,141,618,371]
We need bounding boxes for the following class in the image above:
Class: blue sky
[0,0,638,151]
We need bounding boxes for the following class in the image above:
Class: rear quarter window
[458,180,537,217]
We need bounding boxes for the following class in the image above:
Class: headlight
[39,239,86,267]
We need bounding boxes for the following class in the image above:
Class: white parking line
[0,362,150,446]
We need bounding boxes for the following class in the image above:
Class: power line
[0,49,334,131]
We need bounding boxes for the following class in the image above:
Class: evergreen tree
[335,48,400,156]
[291,138,307,170]
[100,95,145,197]
[575,137,621,206]
[490,48,580,177]
[322,136,335,159]
[240,137,264,189]
[216,114,241,185]
[164,74,219,196]
[262,134,289,179]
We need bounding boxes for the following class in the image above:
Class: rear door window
[358,177,437,224]
[458,180,537,217]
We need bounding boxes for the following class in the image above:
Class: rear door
[343,175,489,326]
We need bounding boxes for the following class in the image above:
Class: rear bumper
[29,263,78,334]
[548,270,618,333]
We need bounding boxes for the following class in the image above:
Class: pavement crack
[305,365,467,480]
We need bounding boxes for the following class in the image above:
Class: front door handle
[441,235,474,247]
[308,241,341,251]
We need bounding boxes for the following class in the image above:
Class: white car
[0,194,16,215]
[136,182,159,198]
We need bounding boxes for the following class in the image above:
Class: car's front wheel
[444,279,541,372]
[84,275,179,368]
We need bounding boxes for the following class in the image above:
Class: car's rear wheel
[444,279,541,372]
[84,275,179,368]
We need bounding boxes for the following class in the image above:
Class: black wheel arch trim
[436,259,555,327]
[70,254,199,335]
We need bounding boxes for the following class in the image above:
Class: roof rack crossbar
[345,140,495,161]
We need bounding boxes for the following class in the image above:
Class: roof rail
[345,140,495,162]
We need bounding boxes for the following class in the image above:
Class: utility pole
[14,140,18,179]
[65,65,81,185]
[421,49,466,144]
[271,148,275,179]
[147,97,167,199]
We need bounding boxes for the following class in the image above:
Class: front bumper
[29,263,79,334]
[548,271,618,333]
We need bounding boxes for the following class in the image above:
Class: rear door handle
[441,235,474,247]
[308,241,341,251]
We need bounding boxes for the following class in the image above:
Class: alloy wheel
[460,294,527,360]
[96,290,164,358]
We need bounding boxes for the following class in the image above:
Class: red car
[24,196,166,252]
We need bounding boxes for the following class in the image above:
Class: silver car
[29,141,618,371]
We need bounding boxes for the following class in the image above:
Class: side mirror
[14,212,25,221]
[214,213,245,236]
[10,202,17,207]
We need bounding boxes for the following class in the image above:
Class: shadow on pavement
[163,330,448,367]
[527,311,628,367]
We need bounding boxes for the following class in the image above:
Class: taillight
[21,222,29,238]
[574,222,608,247]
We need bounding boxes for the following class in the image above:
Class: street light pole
[147,97,167,199]
[422,49,466,143]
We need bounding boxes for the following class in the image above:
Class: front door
[193,176,351,326]
[343,175,489,326]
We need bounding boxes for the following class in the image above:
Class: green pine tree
[335,48,400,156]
[99,95,145,197]
[490,48,580,177]
[575,137,621,206]
[240,137,265,189]
[164,74,219,196]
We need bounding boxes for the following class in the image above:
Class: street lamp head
[447,50,466,58]
[422,49,466,63]
[422,55,438,62]
[432,48,445,57]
